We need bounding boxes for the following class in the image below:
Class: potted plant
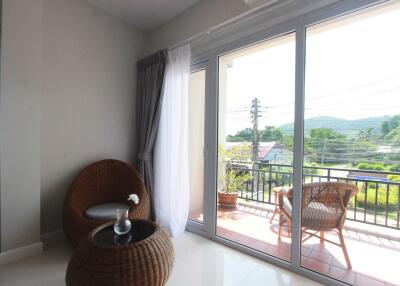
[218,169,251,208]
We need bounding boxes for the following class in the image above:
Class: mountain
[279,116,392,138]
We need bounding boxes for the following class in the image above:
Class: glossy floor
[0,232,323,286]
[190,203,400,286]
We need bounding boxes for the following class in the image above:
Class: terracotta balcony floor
[189,202,400,286]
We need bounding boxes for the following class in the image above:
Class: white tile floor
[0,232,323,286]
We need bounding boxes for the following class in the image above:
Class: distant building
[225,141,294,165]
[377,145,393,153]
[258,142,293,165]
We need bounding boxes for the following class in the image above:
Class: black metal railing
[226,162,400,230]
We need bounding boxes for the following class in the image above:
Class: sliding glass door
[188,1,400,286]
[216,32,295,261]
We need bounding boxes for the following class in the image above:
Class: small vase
[114,208,131,235]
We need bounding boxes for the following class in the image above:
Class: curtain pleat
[136,50,168,220]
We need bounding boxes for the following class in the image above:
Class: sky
[222,2,400,136]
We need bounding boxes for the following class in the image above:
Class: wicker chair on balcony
[63,159,150,247]
[278,182,358,269]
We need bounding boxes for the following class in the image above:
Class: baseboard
[41,230,65,246]
[0,242,43,266]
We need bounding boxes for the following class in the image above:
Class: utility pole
[250,97,262,198]
[251,98,261,162]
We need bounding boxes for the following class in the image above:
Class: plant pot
[218,191,238,208]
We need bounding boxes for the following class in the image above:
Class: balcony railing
[227,162,400,230]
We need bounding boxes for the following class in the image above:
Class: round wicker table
[66,220,174,286]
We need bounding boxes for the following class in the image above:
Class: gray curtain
[136,50,168,220]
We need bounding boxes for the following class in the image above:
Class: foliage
[280,116,388,138]
[387,174,400,182]
[385,126,400,143]
[226,126,293,149]
[354,187,398,211]
[304,128,348,164]
[389,164,400,172]
[381,115,400,137]
[309,128,346,139]
[225,126,294,160]
[303,162,321,175]
[357,162,385,171]
[225,115,400,167]
[259,126,283,142]
[226,128,252,142]
[280,135,294,149]
[358,128,378,141]
[303,127,379,164]
[223,144,252,162]
[223,170,252,193]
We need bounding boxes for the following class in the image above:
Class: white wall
[40,0,147,234]
[1,0,43,251]
[149,0,253,52]
[189,70,205,213]
[1,0,148,253]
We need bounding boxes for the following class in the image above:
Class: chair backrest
[68,159,145,211]
[279,182,358,229]
[302,182,357,209]
[301,182,358,229]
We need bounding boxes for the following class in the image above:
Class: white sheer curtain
[154,45,191,236]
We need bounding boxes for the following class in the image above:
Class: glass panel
[217,32,295,261]
[302,2,400,285]
[188,69,206,224]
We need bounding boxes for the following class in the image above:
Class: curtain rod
[168,0,294,50]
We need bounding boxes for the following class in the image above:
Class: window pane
[217,32,295,262]
[302,2,400,285]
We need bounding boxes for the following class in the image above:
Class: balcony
[233,162,400,229]
[189,163,400,286]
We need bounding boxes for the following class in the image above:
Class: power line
[258,75,400,109]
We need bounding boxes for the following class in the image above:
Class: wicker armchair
[63,159,150,247]
[278,182,358,269]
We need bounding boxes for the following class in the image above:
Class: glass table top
[94,220,155,246]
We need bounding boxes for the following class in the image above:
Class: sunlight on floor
[191,204,400,286]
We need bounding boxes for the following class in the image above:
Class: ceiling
[86,0,201,31]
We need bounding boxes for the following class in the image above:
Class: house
[258,142,293,165]
[224,141,294,165]
[0,1,398,286]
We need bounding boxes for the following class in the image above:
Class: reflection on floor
[0,232,323,286]
[189,203,400,286]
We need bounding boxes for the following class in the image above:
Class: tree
[305,128,347,164]
[381,115,400,137]
[382,121,391,136]
[259,126,284,142]
[385,125,400,143]
[304,127,379,165]
[226,128,252,142]
[358,128,378,142]
[224,144,252,162]
[380,116,400,164]
[227,126,288,144]
[280,135,294,149]
[309,128,345,139]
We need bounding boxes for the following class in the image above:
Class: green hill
[279,116,392,138]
